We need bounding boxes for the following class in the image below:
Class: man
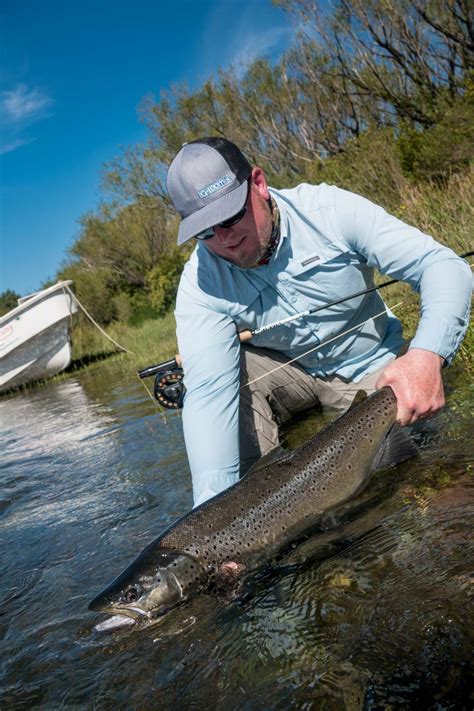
[167,137,472,507]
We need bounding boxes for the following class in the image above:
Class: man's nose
[213,225,237,243]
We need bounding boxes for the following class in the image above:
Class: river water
[0,359,472,709]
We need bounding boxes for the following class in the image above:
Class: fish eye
[122,585,143,603]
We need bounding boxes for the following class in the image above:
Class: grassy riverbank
[68,310,178,374]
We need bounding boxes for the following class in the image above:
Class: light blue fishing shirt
[175,183,472,506]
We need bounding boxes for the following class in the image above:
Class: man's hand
[375,348,445,426]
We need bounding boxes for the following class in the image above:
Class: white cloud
[228,26,293,77]
[194,2,294,86]
[1,84,53,123]
[0,83,53,154]
[0,137,35,155]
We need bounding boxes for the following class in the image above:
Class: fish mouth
[88,597,151,622]
[113,606,150,621]
[94,614,136,633]
[91,606,150,633]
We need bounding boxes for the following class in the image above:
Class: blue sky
[0,0,293,296]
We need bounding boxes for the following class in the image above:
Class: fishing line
[241,302,404,390]
[240,250,474,341]
[138,251,473,407]
[63,283,167,416]
[138,376,168,421]
[242,257,474,388]
[63,283,135,354]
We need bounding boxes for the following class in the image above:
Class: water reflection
[0,365,472,709]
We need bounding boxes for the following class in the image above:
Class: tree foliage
[58,0,473,326]
[278,0,474,127]
[147,245,192,316]
[0,289,20,317]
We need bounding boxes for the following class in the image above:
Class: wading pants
[239,345,399,475]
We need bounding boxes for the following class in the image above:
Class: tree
[277,0,474,127]
[0,289,20,317]
[57,0,473,327]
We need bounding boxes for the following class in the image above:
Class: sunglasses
[195,181,250,240]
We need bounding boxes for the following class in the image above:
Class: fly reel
[153,366,185,409]
[138,358,185,409]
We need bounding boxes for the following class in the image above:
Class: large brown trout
[89,387,416,626]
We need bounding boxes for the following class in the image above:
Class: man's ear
[251,166,270,200]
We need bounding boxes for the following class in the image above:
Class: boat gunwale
[0,281,75,326]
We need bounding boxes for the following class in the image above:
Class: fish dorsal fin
[349,390,368,410]
[371,423,418,472]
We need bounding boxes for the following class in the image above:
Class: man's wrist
[407,347,445,369]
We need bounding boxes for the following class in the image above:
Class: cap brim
[177,180,248,245]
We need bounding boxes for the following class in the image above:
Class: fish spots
[142,387,399,611]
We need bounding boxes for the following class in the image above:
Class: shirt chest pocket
[222,278,270,333]
[284,247,368,303]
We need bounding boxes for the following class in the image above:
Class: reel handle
[138,354,182,380]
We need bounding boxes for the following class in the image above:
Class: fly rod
[138,249,473,407]
[238,249,474,342]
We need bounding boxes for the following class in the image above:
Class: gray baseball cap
[167,137,252,245]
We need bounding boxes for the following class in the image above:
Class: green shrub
[147,247,191,316]
[0,289,20,317]
[57,263,118,325]
[112,289,160,326]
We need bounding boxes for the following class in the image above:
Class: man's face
[202,168,273,268]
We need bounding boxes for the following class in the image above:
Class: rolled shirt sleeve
[333,186,472,363]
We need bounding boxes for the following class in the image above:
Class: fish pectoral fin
[220,561,246,576]
[371,423,418,471]
[211,561,247,599]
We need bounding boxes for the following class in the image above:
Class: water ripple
[0,368,472,709]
